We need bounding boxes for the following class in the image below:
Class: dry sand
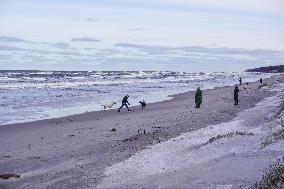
[0,74,283,189]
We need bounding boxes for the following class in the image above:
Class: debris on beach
[67,118,74,122]
[152,126,161,129]
[0,174,20,179]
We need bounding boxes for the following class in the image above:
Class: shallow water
[0,70,272,125]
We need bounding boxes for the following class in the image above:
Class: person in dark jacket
[239,78,242,85]
[118,95,131,112]
[195,87,202,108]
[260,78,263,84]
[234,86,239,105]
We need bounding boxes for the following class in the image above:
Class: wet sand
[0,74,283,189]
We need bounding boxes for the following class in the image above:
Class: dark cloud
[84,17,98,22]
[0,45,84,57]
[0,45,27,51]
[175,46,280,56]
[71,37,101,42]
[115,42,283,57]
[115,42,168,50]
[130,27,144,31]
[50,43,71,49]
[0,36,35,43]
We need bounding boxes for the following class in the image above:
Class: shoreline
[0,73,276,127]
[0,74,283,188]
[0,72,274,126]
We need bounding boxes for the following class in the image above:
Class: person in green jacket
[195,87,202,108]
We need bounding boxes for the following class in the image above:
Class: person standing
[234,86,239,105]
[239,77,242,85]
[118,95,131,112]
[195,87,202,108]
[260,78,263,84]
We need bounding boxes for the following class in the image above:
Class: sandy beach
[0,74,283,189]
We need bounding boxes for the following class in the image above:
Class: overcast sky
[0,0,283,71]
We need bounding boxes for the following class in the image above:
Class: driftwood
[0,174,20,179]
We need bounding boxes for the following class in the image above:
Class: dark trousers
[234,97,238,105]
[118,103,130,110]
[195,103,201,108]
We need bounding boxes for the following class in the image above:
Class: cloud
[1,40,283,71]
[84,17,98,22]
[0,45,27,51]
[0,36,35,43]
[0,45,84,57]
[115,42,169,50]
[130,27,144,31]
[50,43,71,49]
[115,42,283,57]
[71,37,101,42]
[112,42,284,71]
[155,0,284,15]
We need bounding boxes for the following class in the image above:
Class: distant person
[234,86,239,105]
[118,95,131,112]
[195,87,202,108]
[239,78,242,85]
[260,78,263,84]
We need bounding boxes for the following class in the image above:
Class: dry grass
[251,157,284,189]
[261,121,284,149]
[274,99,284,119]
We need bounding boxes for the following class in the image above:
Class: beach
[0,74,283,189]
[0,71,270,125]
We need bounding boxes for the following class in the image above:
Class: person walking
[118,95,131,112]
[195,87,202,108]
[234,86,239,105]
[239,77,242,85]
[260,78,263,84]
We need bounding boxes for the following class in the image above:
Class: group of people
[194,85,239,108]
[195,77,264,108]
[117,77,264,111]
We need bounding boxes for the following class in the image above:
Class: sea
[0,70,272,125]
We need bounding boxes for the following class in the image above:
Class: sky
[0,0,283,71]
